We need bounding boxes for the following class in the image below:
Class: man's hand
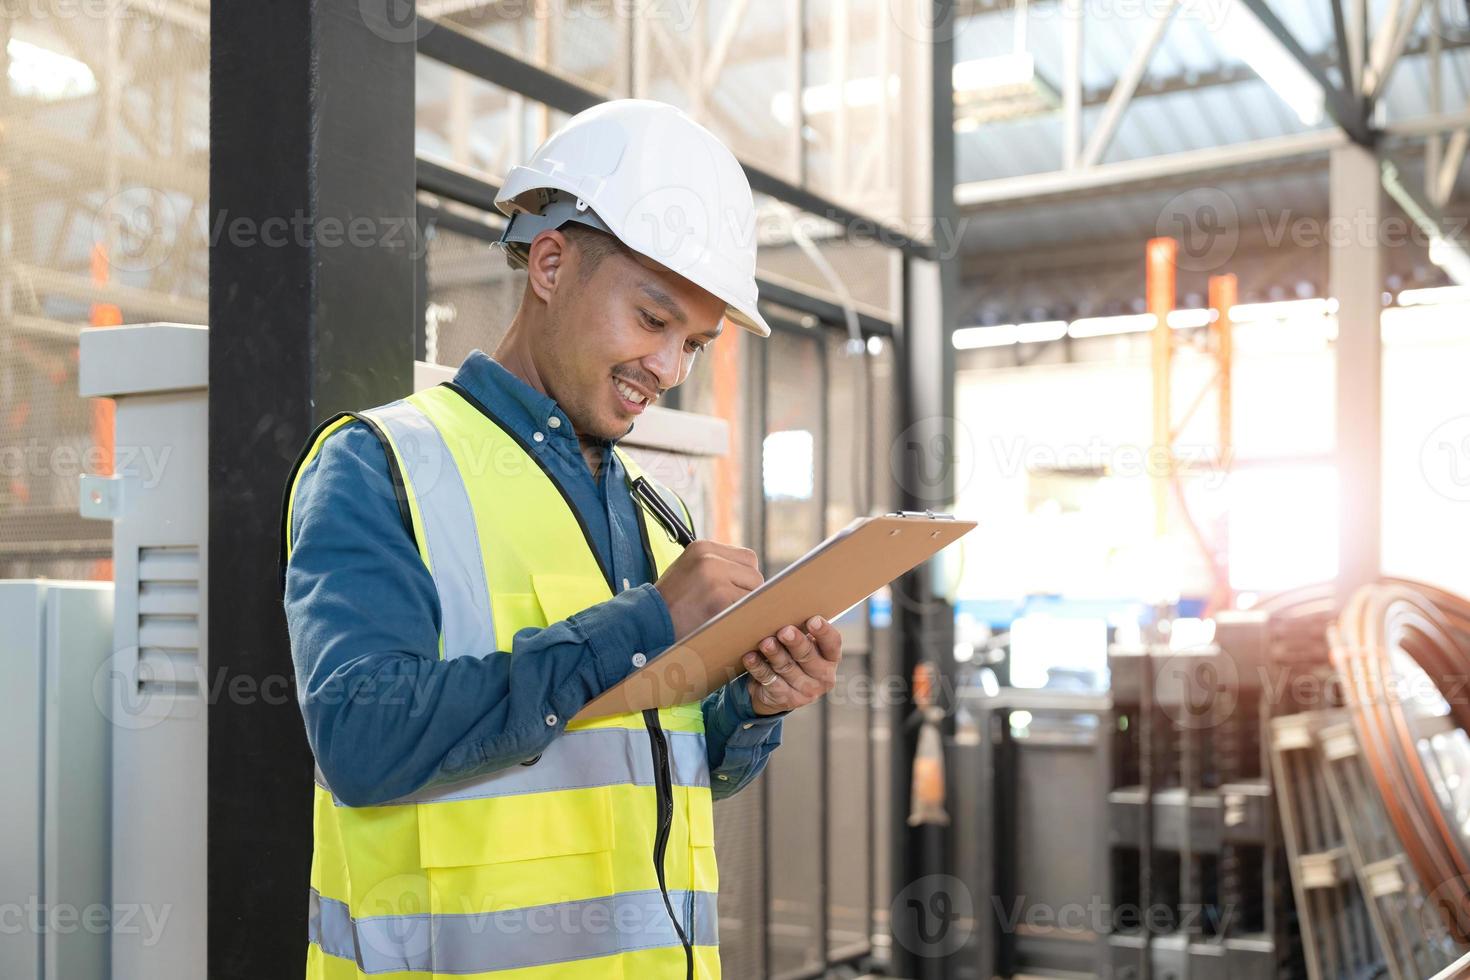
[742,616,842,715]
[653,539,764,641]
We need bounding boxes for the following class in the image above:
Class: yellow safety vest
[283,380,718,980]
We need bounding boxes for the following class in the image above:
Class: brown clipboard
[572,512,976,721]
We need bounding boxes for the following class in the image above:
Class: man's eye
[686,341,707,354]
[640,310,665,329]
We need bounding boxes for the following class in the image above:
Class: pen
[631,476,696,546]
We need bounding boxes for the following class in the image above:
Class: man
[283,99,843,980]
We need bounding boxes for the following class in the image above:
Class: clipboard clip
[886,510,956,520]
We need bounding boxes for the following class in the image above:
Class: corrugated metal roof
[955,2,1470,260]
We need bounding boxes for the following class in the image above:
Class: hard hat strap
[497,191,616,270]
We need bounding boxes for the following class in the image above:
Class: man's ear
[525,229,567,303]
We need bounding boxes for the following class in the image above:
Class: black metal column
[889,1,959,977]
[208,1,416,976]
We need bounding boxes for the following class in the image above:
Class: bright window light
[954,325,1020,350]
[762,430,814,500]
[1167,308,1215,329]
[775,53,1054,130]
[1397,285,1470,307]
[771,74,898,126]
[1429,235,1470,285]
[1382,302,1470,344]
[1068,313,1157,338]
[8,38,96,102]
[1014,320,1069,342]
[1229,297,1337,323]
[1009,615,1108,690]
[953,320,1067,349]
[1227,465,1337,593]
[1167,617,1216,651]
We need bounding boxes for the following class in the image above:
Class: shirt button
[544,713,558,726]
[622,577,631,590]
[717,774,730,781]
[532,431,545,443]
[548,416,561,429]
[742,722,754,730]
[632,652,647,668]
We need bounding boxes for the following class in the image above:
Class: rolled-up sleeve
[701,676,785,800]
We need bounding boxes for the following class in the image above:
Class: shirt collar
[451,350,624,457]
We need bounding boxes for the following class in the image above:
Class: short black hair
[562,224,628,281]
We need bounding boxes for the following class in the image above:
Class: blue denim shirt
[284,350,782,807]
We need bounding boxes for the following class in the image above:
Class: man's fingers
[743,651,796,706]
[752,674,793,711]
[780,624,820,664]
[711,553,764,593]
[805,616,843,662]
[758,635,823,698]
[697,540,760,571]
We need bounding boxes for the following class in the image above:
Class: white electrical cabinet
[0,580,114,980]
[79,322,209,980]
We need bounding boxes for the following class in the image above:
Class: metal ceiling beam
[1079,0,1178,168]
[1429,0,1444,203]
[417,15,936,260]
[1382,157,1470,285]
[1348,0,1368,91]
[14,262,207,322]
[1036,31,1469,116]
[121,0,209,35]
[1061,0,1082,168]
[956,126,1457,220]
[1364,0,1427,103]
[7,118,208,198]
[958,205,1374,275]
[413,187,900,334]
[957,129,1346,208]
[1236,0,1372,145]
[699,0,753,97]
[1367,0,1406,86]
[412,21,1468,138]
[418,16,606,113]
[417,153,501,213]
[1436,130,1469,207]
[1383,107,1470,138]
[1330,0,1357,95]
[755,270,895,335]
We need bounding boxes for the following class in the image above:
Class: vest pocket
[530,572,615,626]
[662,701,705,732]
[416,785,614,869]
[490,592,545,647]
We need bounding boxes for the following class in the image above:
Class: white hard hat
[495,99,771,339]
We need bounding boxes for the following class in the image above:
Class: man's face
[534,238,727,443]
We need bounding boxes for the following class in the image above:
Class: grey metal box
[0,581,114,980]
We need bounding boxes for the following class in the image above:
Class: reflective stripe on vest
[360,400,497,661]
[314,727,710,806]
[309,887,719,974]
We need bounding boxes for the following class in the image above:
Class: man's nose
[643,338,685,390]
